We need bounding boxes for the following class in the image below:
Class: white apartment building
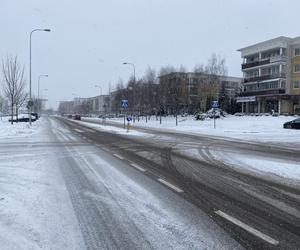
[237,36,300,114]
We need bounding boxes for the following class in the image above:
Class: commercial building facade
[238,36,300,114]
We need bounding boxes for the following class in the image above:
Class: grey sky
[1,0,299,109]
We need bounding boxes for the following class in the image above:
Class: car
[194,113,207,120]
[283,118,300,129]
[74,114,81,120]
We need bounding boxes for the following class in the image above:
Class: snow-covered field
[102,115,300,144]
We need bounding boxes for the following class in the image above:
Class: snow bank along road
[56,116,300,250]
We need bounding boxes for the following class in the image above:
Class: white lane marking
[215,210,279,245]
[83,128,96,133]
[130,163,146,172]
[158,178,183,193]
[74,129,84,133]
[113,154,124,160]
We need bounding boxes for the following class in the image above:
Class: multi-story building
[237,36,300,114]
[159,72,242,113]
[58,95,110,115]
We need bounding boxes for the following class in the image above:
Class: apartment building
[159,72,242,113]
[237,36,300,114]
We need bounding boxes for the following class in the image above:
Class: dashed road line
[130,163,146,172]
[74,129,84,133]
[113,154,124,160]
[157,178,183,193]
[215,210,279,246]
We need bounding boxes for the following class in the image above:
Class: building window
[295,48,300,56]
[294,64,300,73]
[293,81,300,89]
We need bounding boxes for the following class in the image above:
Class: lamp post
[29,28,51,125]
[123,62,136,120]
[94,85,102,113]
[37,74,48,115]
[40,89,48,114]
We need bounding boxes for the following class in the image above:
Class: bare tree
[2,55,26,124]
[197,54,228,111]
[159,65,176,76]
[178,64,187,73]
[15,79,27,121]
[193,63,204,73]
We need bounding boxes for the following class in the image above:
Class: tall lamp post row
[29,28,51,125]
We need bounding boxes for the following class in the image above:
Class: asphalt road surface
[49,117,300,249]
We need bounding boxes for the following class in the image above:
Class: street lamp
[29,28,51,125]
[123,62,136,119]
[94,84,103,114]
[94,84,102,95]
[37,74,48,115]
[123,62,136,83]
[40,89,48,114]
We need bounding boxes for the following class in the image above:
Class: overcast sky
[1,0,300,109]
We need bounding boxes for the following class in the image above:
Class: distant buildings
[159,72,242,113]
[58,95,110,115]
[238,36,300,114]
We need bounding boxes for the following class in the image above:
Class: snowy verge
[211,150,300,183]
[85,115,300,145]
[71,119,151,137]
[0,116,43,139]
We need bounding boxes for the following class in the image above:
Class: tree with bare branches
[2,55,27,124]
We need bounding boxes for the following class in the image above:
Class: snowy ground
[81,115,300,183]
[0,118,85,249]
[0,116,42,139]
[98,115,300,144]
[0,117,243,249]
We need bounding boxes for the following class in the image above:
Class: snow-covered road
[0,117,243,249]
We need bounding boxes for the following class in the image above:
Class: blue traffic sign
[212,101,219,108]
[126,116,132,122]
[121,99,128,108]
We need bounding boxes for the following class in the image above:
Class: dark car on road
[283,118,300,129]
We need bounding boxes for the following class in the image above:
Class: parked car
[8,113,38,123]
[74,114,81,120]
[194,113,207,120]
[283,118,300,129]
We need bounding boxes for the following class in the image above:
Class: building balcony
[242,59,270,69]
[242,55,287,70]
[240,88,286,97]
[243,73,286,83]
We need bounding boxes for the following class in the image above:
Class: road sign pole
[214,109,216,129]
[124,107,126,129]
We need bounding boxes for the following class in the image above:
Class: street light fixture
[94,84,103,114]
[94,85,102,96]
[37,74,48,115]
[40,89,48,114]
[29,28,51,125]
[123,62,136,119]
[122,62,136,83]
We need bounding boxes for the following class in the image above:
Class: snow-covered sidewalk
[0,118,85,249]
